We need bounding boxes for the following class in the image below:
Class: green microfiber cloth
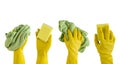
[5,24,30,51]
[59,20,89,52]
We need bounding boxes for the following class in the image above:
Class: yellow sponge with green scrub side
[37,23,53,42]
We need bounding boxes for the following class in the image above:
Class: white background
[0,0,120,64]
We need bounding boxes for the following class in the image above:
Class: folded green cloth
[5,24,30,51]
[59,20,89,53]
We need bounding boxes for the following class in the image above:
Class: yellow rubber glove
[14,38,28,64]
[64,28,83,64]
[94,24,115,64]
[36,29,52,64]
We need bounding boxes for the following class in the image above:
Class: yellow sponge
[97,24,109,32]
[97,24,109,40]
[37,23,53,42]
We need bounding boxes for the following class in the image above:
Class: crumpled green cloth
[5,24,30,51]
[59,20,89,53]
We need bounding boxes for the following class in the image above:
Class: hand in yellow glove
[36,29,52,64]
[64,28,83,64]
[94,24,115,64]
[14,38,28,64]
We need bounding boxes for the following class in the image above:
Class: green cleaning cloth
[5,24,30,51]
[59,20,89,52]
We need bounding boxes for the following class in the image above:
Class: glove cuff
[14,49,25,64]
[67,53,78,64]
[99,54,113,64]
[36,51,48,64]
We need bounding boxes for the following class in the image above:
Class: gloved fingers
[94,34,100,48]
[68,29,73,40]
[104,24,110,40]
[77,29,82,41]
[97,27,104,40]
[73,28,77,39]
[110,31,115,42]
